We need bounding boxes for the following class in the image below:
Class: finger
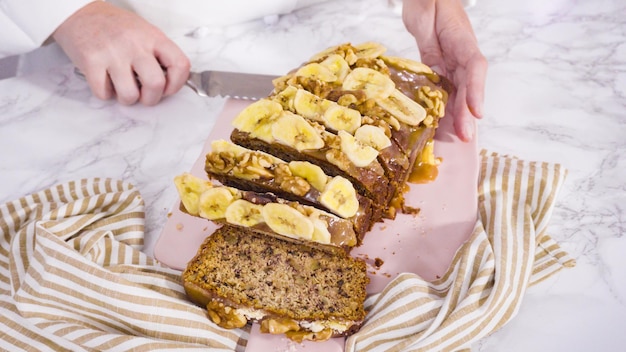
[419,43,446,75]
[454,96,475,142]
[161,59,191,97]
[155,38,191,96]
[155,42,191,97]
[83,67,115,101]
[133,57,167,106]
[452,72,475,142]
[108,65,141,105]
[465,52,488,118]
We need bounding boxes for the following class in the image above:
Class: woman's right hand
[52,1,190,106]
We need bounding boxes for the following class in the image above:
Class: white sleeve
[0,0,96,58]
[110,0,334,34]
[463,0,477,7]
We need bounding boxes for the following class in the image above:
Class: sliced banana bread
[182,225,369,342]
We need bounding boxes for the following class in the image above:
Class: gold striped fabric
[0,179,247,351]
[344,151,575,351]
[0,151,574,351]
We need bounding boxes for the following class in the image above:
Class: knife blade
[74,67,278,100]
[186,70,279,100]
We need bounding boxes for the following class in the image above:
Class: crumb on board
[402,205,420,215]
[357,253,386,272]
[176,223,184,231]
[277,337,302,352]
[167,212,172,218]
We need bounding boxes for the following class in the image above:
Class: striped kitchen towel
[344,151,576,351]
[0,151,574,351]
[0,179,248,351]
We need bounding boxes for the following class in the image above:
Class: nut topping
[206,301,247,329]
[416,86,447,125]
[279,176,311,197]
[260,317,301,335]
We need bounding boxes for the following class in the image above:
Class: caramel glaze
[386,65,452,186]
[408,160,439,184]
[388,65,454,103]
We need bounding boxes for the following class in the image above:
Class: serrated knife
[74,68,278,100]
[185,70,278,100]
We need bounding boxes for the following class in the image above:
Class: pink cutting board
[154,98,478,352]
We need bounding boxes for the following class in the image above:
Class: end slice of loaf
[182,225,369,342]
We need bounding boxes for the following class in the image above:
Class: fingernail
[471,103,484,119]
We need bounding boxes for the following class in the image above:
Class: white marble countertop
[1,0,625,350]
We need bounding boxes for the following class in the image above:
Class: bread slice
[182,225,369,342]
[204,140,378,243]
[174,172,359,251]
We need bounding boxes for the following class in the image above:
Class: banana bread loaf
[176,41,450,343]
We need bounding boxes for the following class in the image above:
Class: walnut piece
[232,152,276,180]
[280,176,311,197]
[206,151,236,173]
[274,163,293,181]
[323,133,341,149]
[326,149,352,172]
[416,86,446,125]
[206,301,247,329]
